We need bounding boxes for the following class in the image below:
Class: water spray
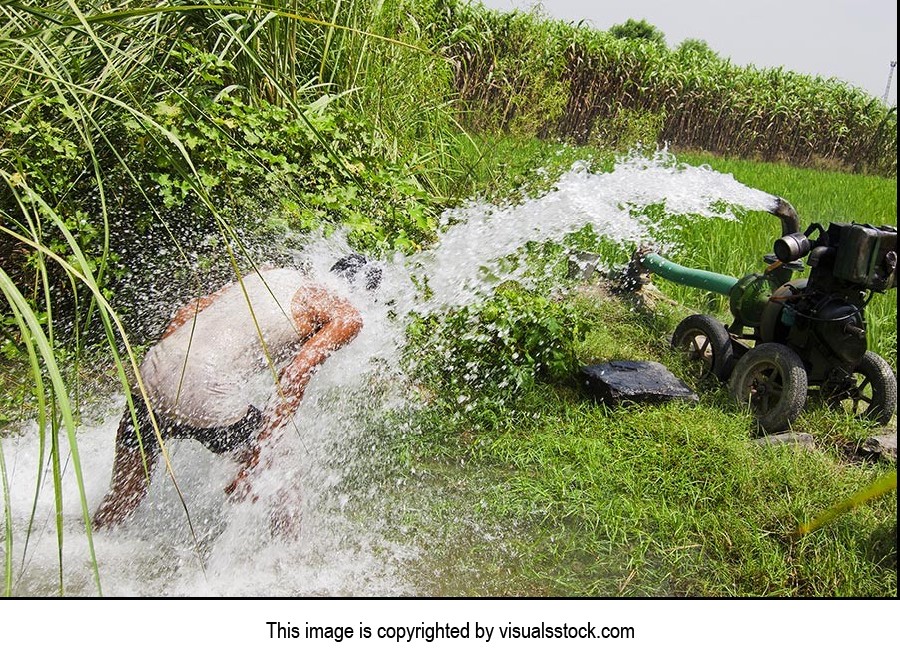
[7,153,892,594]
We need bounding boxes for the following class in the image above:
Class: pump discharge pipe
[628,197,802,331]
[635,196,800,299]
[639,252,738,297]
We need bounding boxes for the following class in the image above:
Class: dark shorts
[118,394,264,455]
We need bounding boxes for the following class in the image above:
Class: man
[93,255,380,531]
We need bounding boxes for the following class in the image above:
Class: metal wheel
[729,343,808,433]
[672,314,735,382]
[823,351,897,426]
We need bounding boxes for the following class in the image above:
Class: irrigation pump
[633,199,898,433]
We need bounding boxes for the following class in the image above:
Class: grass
[399,293,896,596]
[382,140,897,597]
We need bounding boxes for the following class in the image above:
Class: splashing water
[412,151,777,311]
[1,151,781,596]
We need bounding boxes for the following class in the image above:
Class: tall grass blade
[0,266,101,595]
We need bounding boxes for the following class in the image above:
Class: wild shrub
[407,282,588,425]
[0,8,444,346]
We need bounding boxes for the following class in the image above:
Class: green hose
[641,252,738,297]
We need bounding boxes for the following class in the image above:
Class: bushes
[1,3,451,346]
[407,282,588,424]
[135,51,440,250]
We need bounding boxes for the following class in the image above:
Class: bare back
[140,268,308,427]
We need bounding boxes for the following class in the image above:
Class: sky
[477,0,898,105]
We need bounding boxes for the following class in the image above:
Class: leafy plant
[407,282,588,425]
[608,18,667,47]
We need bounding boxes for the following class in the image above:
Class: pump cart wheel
[729,343,808,433]
[671,314,736,382]
[823,351,897,426]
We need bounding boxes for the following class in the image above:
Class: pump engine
[638,201,897,433]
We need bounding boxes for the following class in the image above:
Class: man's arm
[225,285,363,498]
[262,285,363,441]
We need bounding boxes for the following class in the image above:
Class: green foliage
[407,283,589,424]
[0,2,450,347]
[441,5,572,136]
[308,0,474,199]
[591,107,666,151]
[608,18,667,47]
[676,38,717,58]
[137,53,440,252]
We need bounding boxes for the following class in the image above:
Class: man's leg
[218,407,265,500]
[93,397,162,529]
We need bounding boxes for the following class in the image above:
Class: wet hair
[330,253,382,291]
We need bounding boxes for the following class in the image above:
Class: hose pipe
[640,252,738,297]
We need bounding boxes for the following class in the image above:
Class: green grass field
[399,294,896,596]
[390,142,897,597]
